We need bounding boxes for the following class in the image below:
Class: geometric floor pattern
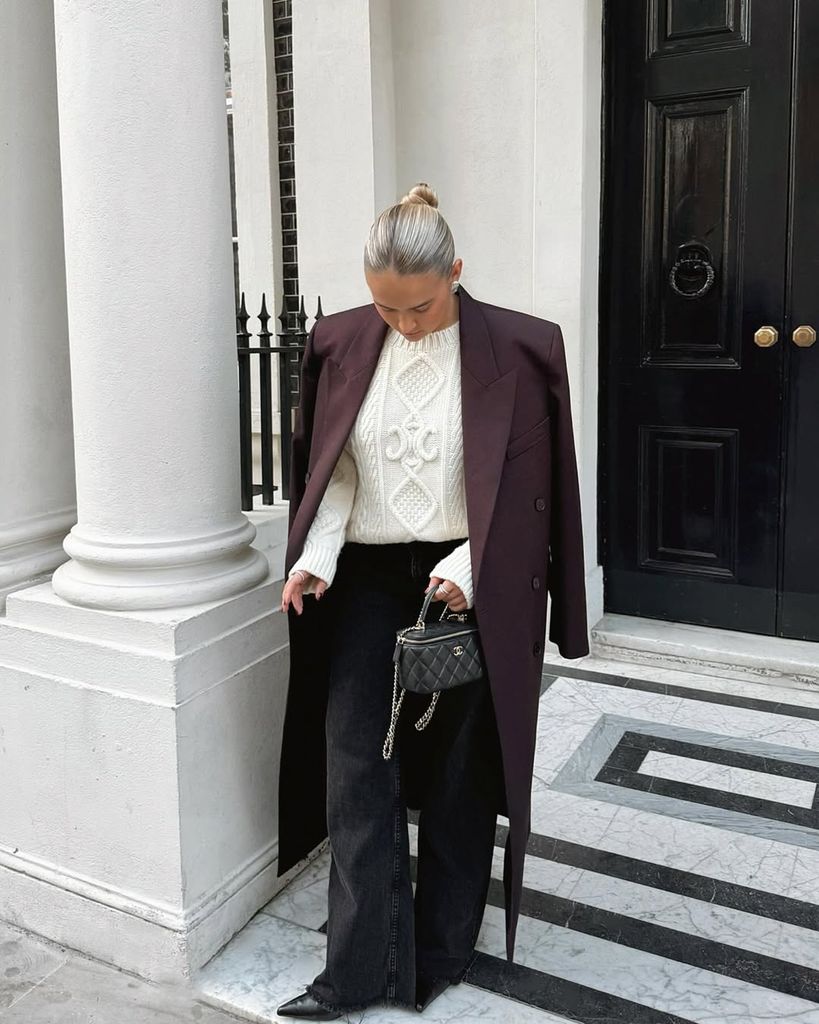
[196,659,819,1023]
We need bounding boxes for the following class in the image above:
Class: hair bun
[400,182,439,209]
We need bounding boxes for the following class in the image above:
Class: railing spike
[258,292,270,333]
[258,292,271,348]
[235,285,323,506]
[236,291,250,345]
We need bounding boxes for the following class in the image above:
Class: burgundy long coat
[276,283,589,963]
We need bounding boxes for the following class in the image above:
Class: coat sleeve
[285,319,323,571]
[546,324,590,659]
[287,444,357,591]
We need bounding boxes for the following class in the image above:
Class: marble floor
[0,918,245,1023]
[194,656,819,1023]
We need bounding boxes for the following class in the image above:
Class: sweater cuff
[429,540,474,608]
[289,541,341,592]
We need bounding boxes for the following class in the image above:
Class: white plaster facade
[0,0,604,986]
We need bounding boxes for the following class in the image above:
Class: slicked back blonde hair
[364,182,455,278]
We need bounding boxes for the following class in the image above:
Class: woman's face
[365,261,462,340]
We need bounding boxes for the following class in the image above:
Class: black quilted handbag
[382,585,486,760]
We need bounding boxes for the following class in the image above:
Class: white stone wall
[292,0,385,313]
[532,0,604,627]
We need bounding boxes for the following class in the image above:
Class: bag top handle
[415,584,464,627]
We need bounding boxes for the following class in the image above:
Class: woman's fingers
[426,576,467,612]
[426,575,444,594]
[281,578,299,614]
[281,572,327,614]
[281,575,306,615]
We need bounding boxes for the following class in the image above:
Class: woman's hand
[426,576,468,613]
[281,570,328,615]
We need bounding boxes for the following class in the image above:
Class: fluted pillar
[51,0,268,609]
[0,0,75,608]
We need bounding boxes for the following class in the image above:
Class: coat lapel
[290,285,517,596]
[457,286,517,594]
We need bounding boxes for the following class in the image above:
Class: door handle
[754,326,779,348]
[792,325,817,348]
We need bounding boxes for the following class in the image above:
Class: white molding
[0,834,291,984]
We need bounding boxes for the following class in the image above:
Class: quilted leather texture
[394,624,485,695]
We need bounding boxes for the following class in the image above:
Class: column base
[52,516,269,610]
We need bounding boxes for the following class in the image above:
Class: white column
[51,0,268,610]
[0,0,75,609]
[0,3,289,980]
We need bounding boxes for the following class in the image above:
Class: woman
[276,183,589,1019]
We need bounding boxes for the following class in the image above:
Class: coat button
[533,640,543,656]
[531,576,541,590]
[535,497,546,511]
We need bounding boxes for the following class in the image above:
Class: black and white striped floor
[197,659,819,1023]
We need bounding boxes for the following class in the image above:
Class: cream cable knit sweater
[288,320,474,606]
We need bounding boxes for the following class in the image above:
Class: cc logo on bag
[453,645,464,656]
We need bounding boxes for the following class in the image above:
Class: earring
[451,281,460,293]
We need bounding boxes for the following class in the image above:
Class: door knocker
[668,242,716,300]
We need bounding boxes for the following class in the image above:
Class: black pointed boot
[276,989,343,1020]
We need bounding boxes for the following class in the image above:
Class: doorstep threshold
[590,613,819,692]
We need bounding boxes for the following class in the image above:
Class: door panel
[650,0,749,55]
[781,0,819,640]
[603,0,794,633]
[641,91,746,367]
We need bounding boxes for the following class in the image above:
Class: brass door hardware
[793,325,817,348]
[754,326,779,348]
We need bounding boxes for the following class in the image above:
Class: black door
[602,0,819,640]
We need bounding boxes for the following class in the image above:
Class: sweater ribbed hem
[429,540,474,608]
[288,541,340,591]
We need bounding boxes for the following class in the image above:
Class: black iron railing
[236,293,323,509]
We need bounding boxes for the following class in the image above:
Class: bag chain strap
[382,624,442,760]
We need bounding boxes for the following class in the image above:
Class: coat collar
[332,283,502,386]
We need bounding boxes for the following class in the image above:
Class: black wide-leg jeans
[306,538,505,1014]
